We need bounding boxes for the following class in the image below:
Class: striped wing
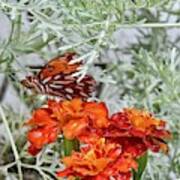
[21,52,96,100]
[42,74,96,100]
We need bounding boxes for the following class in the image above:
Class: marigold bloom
[105,108,171,155]
[26,98,109,155]
[48,98,109,140]
[57,138,137,179]
[84,102,109,128]
[108,137,147,157]
[26,108,60,155]
[26,108,58,127]
[27,126,59,155]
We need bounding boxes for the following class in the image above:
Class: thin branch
[0,161,16,170]
[0,76,8,102]
[117,22,180,28]
[0,106,23,180]
[21,163,57,180]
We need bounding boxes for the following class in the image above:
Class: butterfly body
[21,52,96,100]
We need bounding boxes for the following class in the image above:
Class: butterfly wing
[38,52,81,80]
[46,74,96,100]
[21,52,96,100]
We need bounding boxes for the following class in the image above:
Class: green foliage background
[0,0,179,179]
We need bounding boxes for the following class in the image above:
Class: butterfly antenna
[26,65,44,69]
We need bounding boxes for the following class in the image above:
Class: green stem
[133,152,148,180]
[63,138,80,156]
[14,14,22,42]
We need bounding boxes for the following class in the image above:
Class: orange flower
[105,108,171,155]
[57,138,137,179]
[26,108,58,127]
[48,98,109,140]
[27,126,59,155]
[124,108,165,132]
[84,102,109,128]
[26,108,60,155]
[48,98,84,128]
[26,98,109,155]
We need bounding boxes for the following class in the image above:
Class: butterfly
[21,52,96,100]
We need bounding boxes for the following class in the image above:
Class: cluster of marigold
[25,96,171,180]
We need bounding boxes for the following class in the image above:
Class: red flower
[105,108,171,155]
[108,137,147,158]
[57,138,137,179]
